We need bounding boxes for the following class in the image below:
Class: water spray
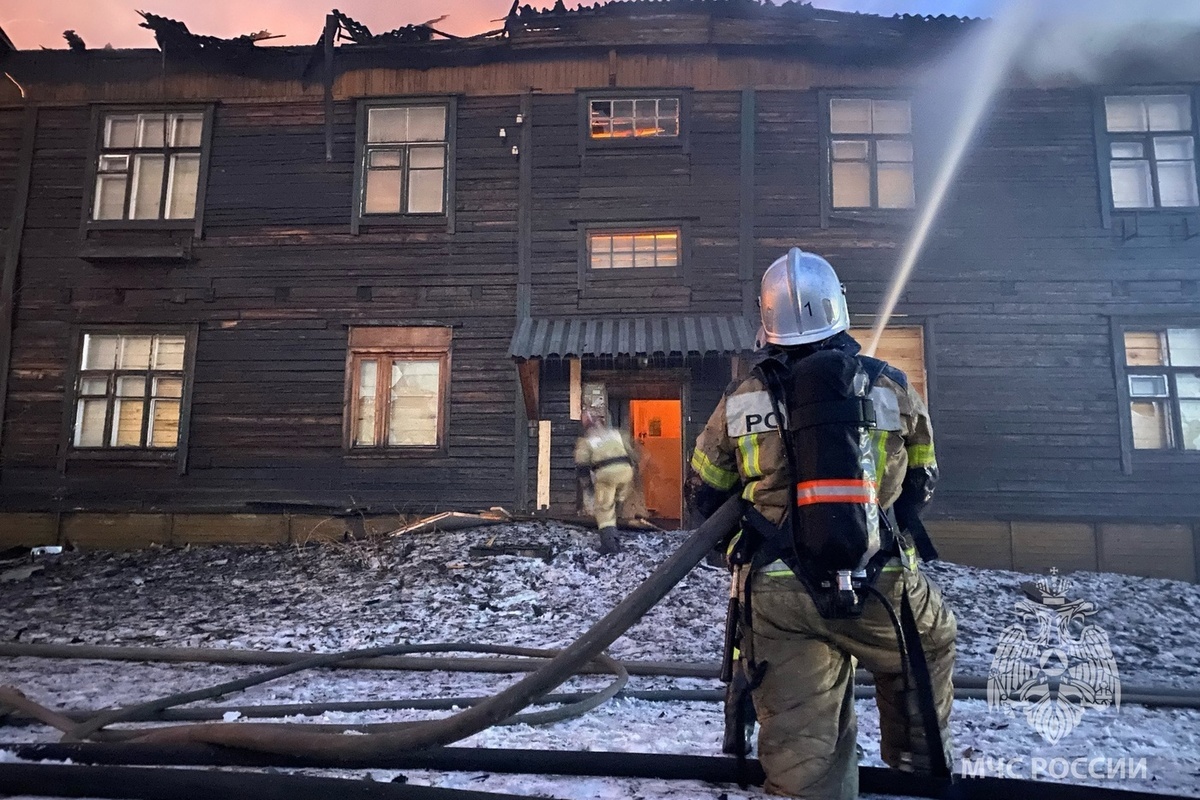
[866,0,1037,357]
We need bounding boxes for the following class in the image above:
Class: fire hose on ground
[1,495,1196,799]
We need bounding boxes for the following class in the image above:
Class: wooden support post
[569,359,582,420]
[537,420,552,511]
[516,359,540,420]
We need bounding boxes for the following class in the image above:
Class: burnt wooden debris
[0,2,1197,580]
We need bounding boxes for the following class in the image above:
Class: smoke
[1017,0,1200,83]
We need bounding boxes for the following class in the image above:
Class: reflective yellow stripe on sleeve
[906,443,936,467]
[690,449,739,491]
[873,430,889,486]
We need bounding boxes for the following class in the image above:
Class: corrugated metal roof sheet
[509,315,757,359]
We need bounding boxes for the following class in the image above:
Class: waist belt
[591,455,632,471]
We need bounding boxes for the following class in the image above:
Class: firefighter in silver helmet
[575,408,637,555]
[688,248,957,799]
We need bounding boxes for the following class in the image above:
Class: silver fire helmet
[758,248,849,346]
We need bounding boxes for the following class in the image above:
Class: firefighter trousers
[748,562,957,800]
[591,462,634,530]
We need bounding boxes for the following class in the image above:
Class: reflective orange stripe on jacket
[795,479,877,506]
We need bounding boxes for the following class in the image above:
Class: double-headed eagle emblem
[987,570,1120,744]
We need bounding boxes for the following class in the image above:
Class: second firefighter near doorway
[582,371,687,528]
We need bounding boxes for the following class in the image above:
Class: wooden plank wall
[747,88,1200,526]
[1,98,522,514]
[528,91,744,318]
[0,61,1197,552]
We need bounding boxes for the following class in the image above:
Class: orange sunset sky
[2,0,993,50]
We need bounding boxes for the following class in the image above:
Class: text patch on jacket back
[726,391,784,437]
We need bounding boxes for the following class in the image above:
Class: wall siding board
[0,42,1197,567]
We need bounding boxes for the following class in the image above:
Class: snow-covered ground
[1,522,1199,798]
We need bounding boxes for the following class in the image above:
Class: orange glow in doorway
[629,399,682,522]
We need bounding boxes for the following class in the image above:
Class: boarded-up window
[346,327,452,450]
[828,98,915,210]
[360,104,449,216]
[1123,328,1200,450]
[73,332,187,449]
[588,229,680,270]
[1104,95,1198,209]
[92,111,205,221]
[850,326,927,401]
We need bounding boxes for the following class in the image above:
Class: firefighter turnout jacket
[690,349,936,535]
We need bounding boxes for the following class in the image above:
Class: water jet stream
[866,0,1037,357]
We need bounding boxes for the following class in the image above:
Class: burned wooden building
[0,1,1198,580]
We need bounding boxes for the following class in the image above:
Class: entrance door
[629,399,683,524]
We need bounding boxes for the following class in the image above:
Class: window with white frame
[588,97,680,140]
[92,111,205,221]
[828,98,915,210]
[1123,328,1200,451]
[73,333,187,450]
[587,228,680,270]
[360,104,449,217]
[1103,95,1199,209]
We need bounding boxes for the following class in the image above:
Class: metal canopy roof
[509,315,757,359]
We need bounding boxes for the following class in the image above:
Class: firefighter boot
[597,526,621,555]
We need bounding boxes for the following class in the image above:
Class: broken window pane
[1147,95,1191,132]
[1125,331,1166,367]
[407,168,445,214]
[83,335,119,371]
[355,360,378,446]
[1156,160,1199,208]
[166,153,200,219]
[1168,329,1200,367]
[830,99,872,134]
[130,155,165,220]
[388,360,439,446]
[93,174,128,220]
[1130,400,1172,449]
[872,100,911,135]
[1181,399,1200,451]
[877,162,915,209]
[1106,96,1147,133]
[75,398,108,447]
[1110,160,1154,208]
[832,161,871,208]
[364,168,402,214]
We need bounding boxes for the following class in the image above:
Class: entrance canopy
[509,315,757,360]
